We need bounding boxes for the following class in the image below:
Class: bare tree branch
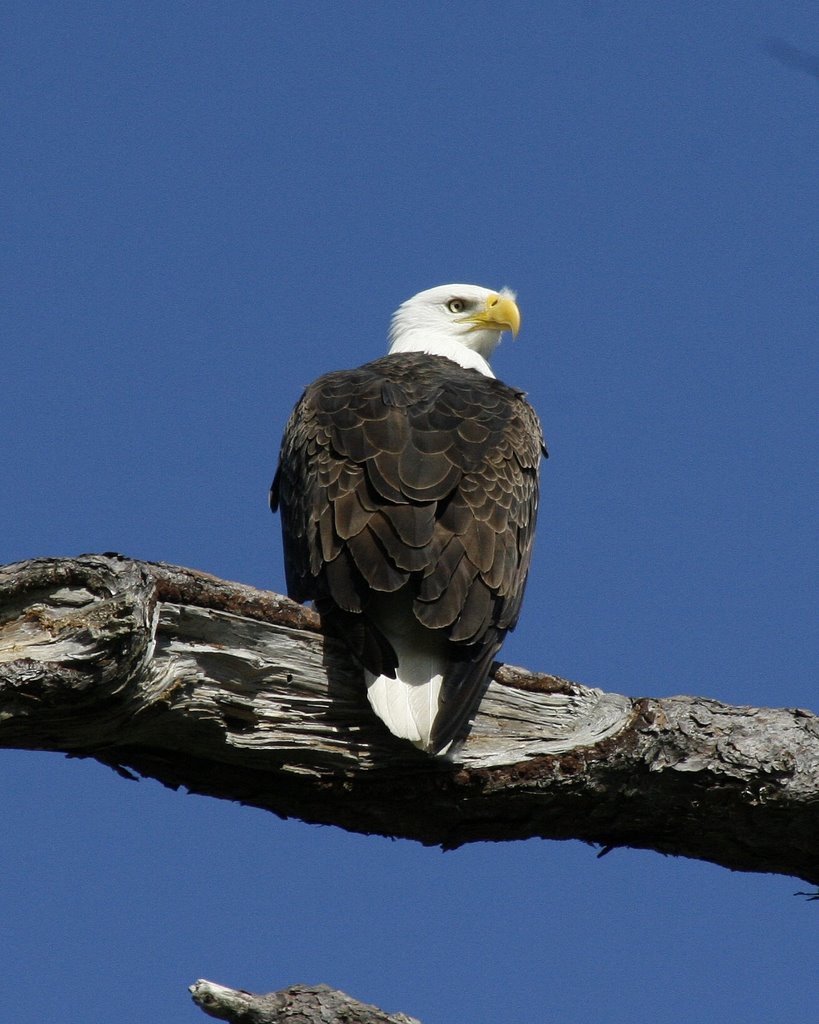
[190,978,421,1024]
[1,554,817,884]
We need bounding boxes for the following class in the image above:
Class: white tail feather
[364,592,448,750]
[365,663,445,750]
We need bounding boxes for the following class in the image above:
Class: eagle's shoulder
[287,352,546,471]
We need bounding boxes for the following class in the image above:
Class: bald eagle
[270,284,545,753]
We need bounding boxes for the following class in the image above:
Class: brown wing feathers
[271,351,544,745]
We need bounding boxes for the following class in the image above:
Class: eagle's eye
[447,298,466,314]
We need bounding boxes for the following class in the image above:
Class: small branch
[190,978,420,1024]
[1,555,817,883]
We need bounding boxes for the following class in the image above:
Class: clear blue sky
[2,3,817,1022]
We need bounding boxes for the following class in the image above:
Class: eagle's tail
[365,650,446,752]
[363,592,448,751]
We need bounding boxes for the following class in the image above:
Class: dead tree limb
[190,978,420,1024]
[1,554,817,884]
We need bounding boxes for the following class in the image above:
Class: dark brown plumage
[271,350,545,751]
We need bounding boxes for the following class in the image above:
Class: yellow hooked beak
[464,292,521,338]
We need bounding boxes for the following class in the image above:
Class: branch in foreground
[190,978,420,1024]
[0,555,817,884]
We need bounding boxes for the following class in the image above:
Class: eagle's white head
[387,284,520,378]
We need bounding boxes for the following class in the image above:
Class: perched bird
[270,284,545,752]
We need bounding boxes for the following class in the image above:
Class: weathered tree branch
[1,555,817,883]
[190,978,420,1024]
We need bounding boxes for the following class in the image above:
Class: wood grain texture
[1,554,817,883]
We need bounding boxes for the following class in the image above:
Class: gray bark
[1,554,817,884]
[190,978,420,1024]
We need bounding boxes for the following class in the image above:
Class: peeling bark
[190,978,420,1024]
[1,554,817,883]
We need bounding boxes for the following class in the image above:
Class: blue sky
[2,3,817,1022]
